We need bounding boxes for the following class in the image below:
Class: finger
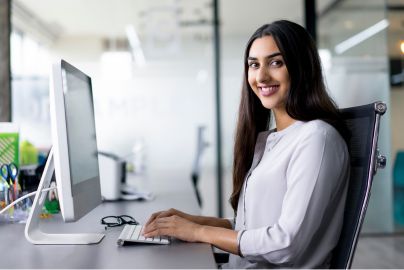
[145,209,177,228]
[157,216,177,223]
[143,223,173,238]
[144,215,178,234]
[143,219,157,233]
[143,226,163,238]
[143,217,168,234]
[155,210,176,220]
[143,218,159,234]
[144,211,163,227]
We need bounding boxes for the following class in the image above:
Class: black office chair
[214,102,388,268]
[191,125,210,207]
[330,101,387,269]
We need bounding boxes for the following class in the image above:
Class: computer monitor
[24,59,105,245]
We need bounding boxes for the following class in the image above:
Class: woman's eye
[248,62,259,68]
[270,60,283,67]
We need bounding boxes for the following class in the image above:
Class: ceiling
[11,0,403,57]
[13,0,334,39]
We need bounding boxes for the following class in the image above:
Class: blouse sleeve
[238,127,349,265]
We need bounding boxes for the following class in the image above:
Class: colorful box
[0,123,19,166]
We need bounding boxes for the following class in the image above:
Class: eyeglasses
[100,215,139,229]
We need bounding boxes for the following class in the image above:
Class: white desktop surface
[0,172,217,269]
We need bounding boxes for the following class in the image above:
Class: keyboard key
[117,225,170,245]
[132,225,142,239]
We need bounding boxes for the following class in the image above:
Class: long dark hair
[230,20,346,212]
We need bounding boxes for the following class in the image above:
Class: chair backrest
[330,101,387,269]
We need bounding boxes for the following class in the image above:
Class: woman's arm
[144,208,232,229]
[143,214,239,254]
[192,215,233,228]
[199,225,239,254]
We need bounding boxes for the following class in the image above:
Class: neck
[273,108,296,131]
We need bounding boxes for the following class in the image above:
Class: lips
[258,84,279,97]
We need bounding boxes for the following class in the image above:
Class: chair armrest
[214,252,230,264]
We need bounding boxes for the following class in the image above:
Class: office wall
[0,0,11,121]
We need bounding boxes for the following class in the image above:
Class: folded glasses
[100,215,139,229]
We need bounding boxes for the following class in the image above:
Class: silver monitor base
[24,148,105,245]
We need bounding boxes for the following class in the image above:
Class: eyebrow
[247,52,282,61]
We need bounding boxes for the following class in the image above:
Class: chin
[260,100,277,110]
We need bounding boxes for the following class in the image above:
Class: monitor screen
[24,59,104,244]
[62,66,99,186]
[50,60,102,222]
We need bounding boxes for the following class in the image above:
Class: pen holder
[0,181,29,223]
[0,182,13,222]
[0,182,7,211]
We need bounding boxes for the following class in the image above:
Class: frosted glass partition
[11,0,217,211]
[11,77,51,147]
[319,0,392,233]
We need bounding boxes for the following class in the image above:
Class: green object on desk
[20,140,39,165]
[44,199,60,214]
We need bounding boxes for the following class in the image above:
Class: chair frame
[331,101,387,269]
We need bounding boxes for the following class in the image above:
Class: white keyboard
[117,224,170,246]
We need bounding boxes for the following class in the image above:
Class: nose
[256,66,270,83]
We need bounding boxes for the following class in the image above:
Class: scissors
[0,163,19,202]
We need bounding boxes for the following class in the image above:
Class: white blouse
[225,120,350,269]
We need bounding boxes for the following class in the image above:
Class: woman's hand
[143,214,203,242]
[144,208,189,228]
[143,208,239,254]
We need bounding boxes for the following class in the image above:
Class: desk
[0,172,217,268]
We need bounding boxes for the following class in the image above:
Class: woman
[143,20,349,268]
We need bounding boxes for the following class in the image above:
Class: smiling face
[247,35,290,113]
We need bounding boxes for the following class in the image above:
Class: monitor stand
[24,148,105,245]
